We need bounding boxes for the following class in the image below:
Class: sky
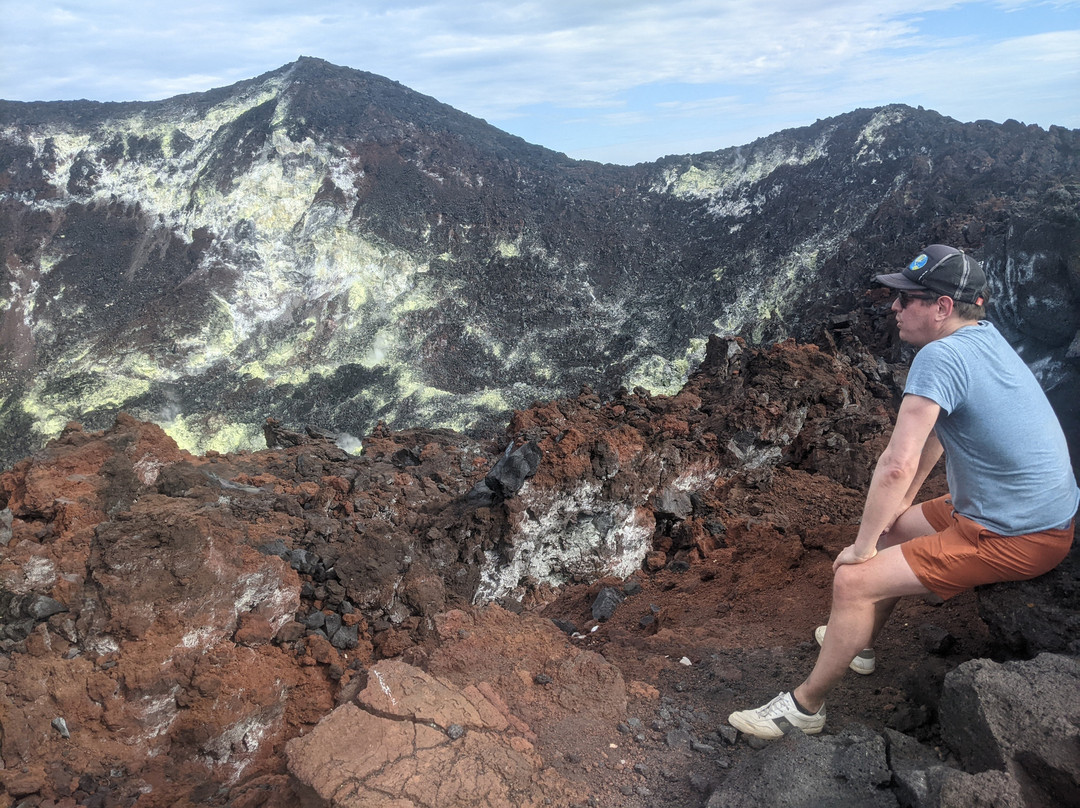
[1,1,1078,165]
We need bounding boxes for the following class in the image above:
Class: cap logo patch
[909,254,929,271]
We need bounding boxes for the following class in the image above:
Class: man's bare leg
[793,544,931,712]
[862,502,939,644]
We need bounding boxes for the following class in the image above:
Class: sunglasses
[896,290,941,308]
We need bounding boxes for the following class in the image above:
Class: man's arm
[835,394,942,568]
[900,429,944,512]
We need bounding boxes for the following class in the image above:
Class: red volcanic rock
[235,612,276,647]
[287,608,635,807]
[0,418,331,805]
[1,329,1021,807]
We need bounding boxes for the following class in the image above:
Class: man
[728,245,1079,740]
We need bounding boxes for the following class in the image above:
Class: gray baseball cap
[875,245,987,304]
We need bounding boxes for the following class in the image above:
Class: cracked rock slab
[286,660,577,807]
[359,659,510,732]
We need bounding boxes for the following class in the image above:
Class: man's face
[890,291,942,347]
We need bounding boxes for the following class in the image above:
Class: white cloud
[1,0,1077,163]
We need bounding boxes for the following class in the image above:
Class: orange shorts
[900,494,1075,600]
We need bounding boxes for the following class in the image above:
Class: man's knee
[832,546,928,602]
[831,564,868,602]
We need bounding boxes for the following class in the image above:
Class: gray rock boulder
[707,725,897,807]
[939,653,1080,807]
[884,728,954,808]
[884,728,1026,808]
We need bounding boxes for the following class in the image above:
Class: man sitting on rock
[728,245,1079,739]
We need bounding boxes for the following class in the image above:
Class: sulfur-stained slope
[2,58,1078,469]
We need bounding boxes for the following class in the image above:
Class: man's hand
[833,543,878,572]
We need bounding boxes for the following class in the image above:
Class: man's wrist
[850,544,878,561]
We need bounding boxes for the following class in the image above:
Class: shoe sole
[814,625,876,675]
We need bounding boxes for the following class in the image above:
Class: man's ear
[936,296,955,319]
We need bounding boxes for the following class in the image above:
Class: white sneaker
[815,625,876,675]
[728,691,825,739]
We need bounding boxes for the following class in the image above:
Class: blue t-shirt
[904,321,1079,535]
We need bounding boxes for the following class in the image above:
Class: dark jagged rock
[651,487,693,521]
[551,618,577,635]
[885,728,954,808]
[329,623,359,650]
[264,417,309,449]
[591,586,625,622]
[24,595,66,620]
[919,624,956,656]
[1,592,67,622]
[484,441,542,498]
[464,479,498,507]
[976,542,1080,656]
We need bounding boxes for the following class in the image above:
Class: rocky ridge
[3,58,1079,469]
[1,303,1076,807]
